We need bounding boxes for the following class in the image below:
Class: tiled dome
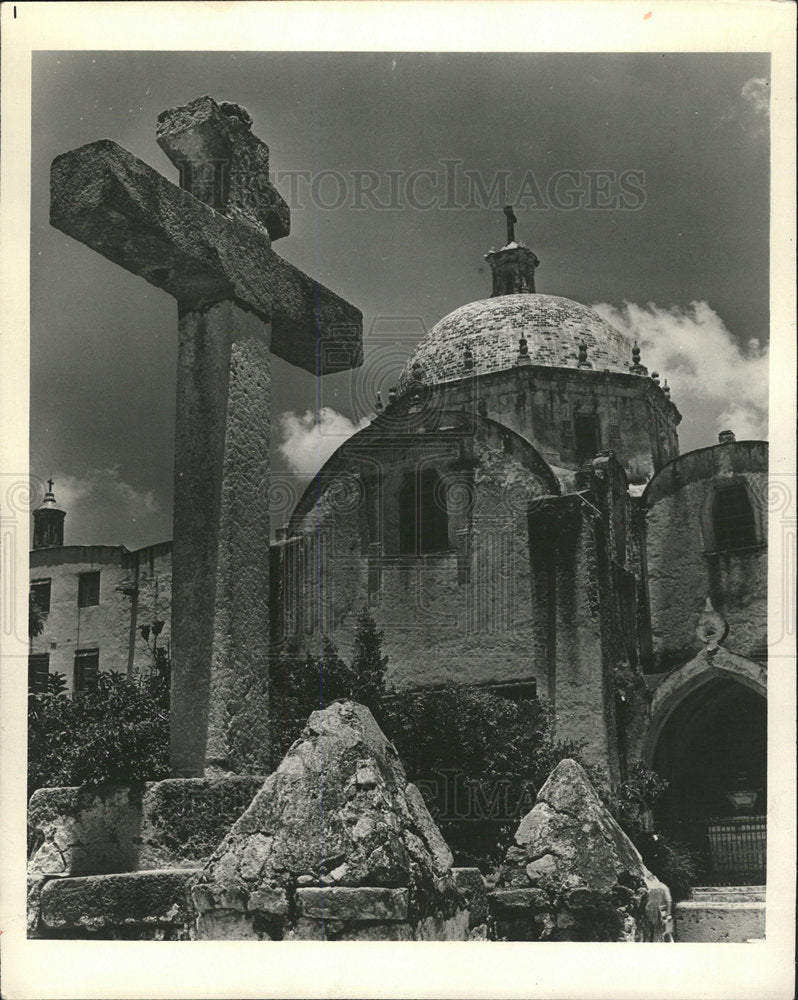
[398,294,632,392]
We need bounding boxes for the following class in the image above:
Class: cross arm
[50,139,362,374]
[155,95,291,242]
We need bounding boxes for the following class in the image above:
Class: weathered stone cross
[50,96,362,777]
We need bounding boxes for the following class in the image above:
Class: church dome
[398,293,633,392]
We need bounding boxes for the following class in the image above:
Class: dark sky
[31,51,770,548]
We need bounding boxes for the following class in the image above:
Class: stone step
[691,885,765,903]
[675,897,766,943]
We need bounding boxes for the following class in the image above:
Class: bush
[380,684,600,871]
[29,593,46,638]
[28,661,170,795]
[607,761,699,900]
[631,830,699,902]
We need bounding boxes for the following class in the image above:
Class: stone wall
[278,412,557,691]
[27,715,681,942]
[644,442,767,670]
[395,366,679,485]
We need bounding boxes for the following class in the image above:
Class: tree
[267,608,388,768]
[29,592,46,638]
[350,605,388,706]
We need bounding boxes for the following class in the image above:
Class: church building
[31,211,767,884]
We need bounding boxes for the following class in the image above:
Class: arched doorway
[651,677,766,884]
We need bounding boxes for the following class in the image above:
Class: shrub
[268,607,387,769]
[28,661,170,795]
[607,761,699,900]
[29,593,46,638]
[380,684,600,871]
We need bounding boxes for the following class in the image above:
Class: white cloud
[33,466,163,547]
[277,408,369,476]
[591,300,768,452]
[741,77,769,120]
[717,77,769,136]
[50,467,160,516]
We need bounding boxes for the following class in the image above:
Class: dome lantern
[484,205,540,297]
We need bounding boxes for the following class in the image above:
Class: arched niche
[643,650,766,825]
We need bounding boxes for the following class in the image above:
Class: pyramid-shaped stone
[192,701,468,940]
[492,758,673,941]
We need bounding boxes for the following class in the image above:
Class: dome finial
[485,206,539,297]
[630,340,648,375]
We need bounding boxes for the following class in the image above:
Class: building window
[574,413,601,463]
[712,482,757,551]
[74,648,99,693]
[488,680,537,702]
[77,571,100,608]
[30,578,51,614]
[28,653,50,694]
[398,468,449,555]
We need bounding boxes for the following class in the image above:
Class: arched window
[574,413,601,464]
[712,482,757,551]
[398,468,449,555]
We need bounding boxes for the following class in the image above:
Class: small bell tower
[33,477,66,549]
[485,205,540,296]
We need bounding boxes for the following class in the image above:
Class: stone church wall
[430,367,679,485]
[643,441,767,671]
[278,421,556,692]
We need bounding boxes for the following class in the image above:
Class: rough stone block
[156,95,290,240]
[27,777,263,876]
[249,887,289,917]
[489,887,549,912]
[40,868,199,934]
[295,887,409,922]
[415,910,470,941]
[138,776,264,869]
[196,910,269,940]
[28,785,141,875]
[674,901,765,943]
[27,875,48,938]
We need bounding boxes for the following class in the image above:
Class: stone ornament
[695,597,729,651]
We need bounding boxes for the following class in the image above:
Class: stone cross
[50,96,363,777]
